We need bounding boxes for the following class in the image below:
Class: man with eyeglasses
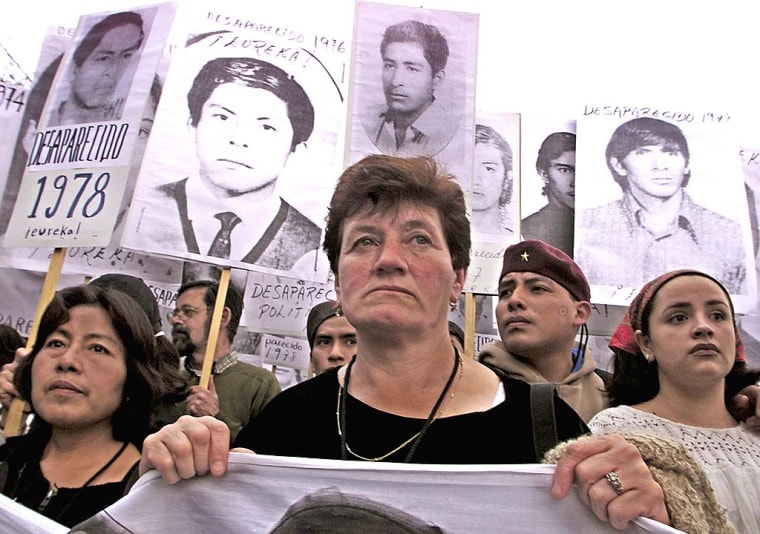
[169,280,280,444]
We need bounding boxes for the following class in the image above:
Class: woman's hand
[139,415,231,483]
[551,434,669,530]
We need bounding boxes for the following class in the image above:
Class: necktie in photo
[207,211,241,259]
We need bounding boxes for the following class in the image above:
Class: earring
[335,303,343,317]
[643,351,654,363]
[449,300,458,311]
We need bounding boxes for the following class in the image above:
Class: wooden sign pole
[199,267,231,389]
[4,247,67,438]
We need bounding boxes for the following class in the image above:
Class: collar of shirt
[184,351,239,376]
[184,177,282,259]
[621,190,699,244]
[376,98,446,153]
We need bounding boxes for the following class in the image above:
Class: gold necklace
[336,349,463,462]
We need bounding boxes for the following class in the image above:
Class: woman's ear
[634,330,653,361]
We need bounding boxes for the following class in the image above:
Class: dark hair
[0,325,24,367]
[536,132,575,174]
[15,285,165,445]
[88,274,188,400]
[149,74,163,110]
[475,124,513,206]
[323,155,470,274]
[605,117,691,190]
[186,57,314,151]
[380,20,449,75]
[73,11,144,68]
[607,272,759,407]
[177,279,243,342]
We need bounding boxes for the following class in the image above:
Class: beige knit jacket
[543,429,736,534]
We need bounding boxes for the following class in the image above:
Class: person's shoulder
[228,361,281,385]
[686,197,741,229]
[281,200,320,232]
[361,102,388,127]
[588,405,636,428]
[0,430,43,462]
[253,368,338,410]
[521,205,547,226]
[157,177,188,197]
[580,198,623,219]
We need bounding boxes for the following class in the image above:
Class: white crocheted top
[589,405,760,534]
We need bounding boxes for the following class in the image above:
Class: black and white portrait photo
[123,16,348,281]
[575,111,756,306]
[520,119,577,257]
[46,10,150,126]
[349,2,477,170]
[469,115,520,242]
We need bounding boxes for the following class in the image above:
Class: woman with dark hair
[0,285,165,527]
[140,155,671,530]
[589,269,760,532]
[87,273,190,432]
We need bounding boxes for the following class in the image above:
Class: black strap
[530,383,558,461]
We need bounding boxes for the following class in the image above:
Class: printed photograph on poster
[574,107,757,310]
[449,293,497,336]
[519,117,576,257]
[124,8,349,282]
[0,31,70,237]
[2,4,176,249]
[736,146,760,367]
[469,113,520,242]
[44,9,156,127]
[348,1,478,171]
[0,82,25,201]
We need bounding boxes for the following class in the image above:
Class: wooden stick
[4,247,66,438]
[199,267,231,389]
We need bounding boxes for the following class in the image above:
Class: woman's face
[635,275,736,391]
[335,201,464,338]
[31,304,127,431]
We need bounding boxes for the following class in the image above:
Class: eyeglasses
[166,306,211,322]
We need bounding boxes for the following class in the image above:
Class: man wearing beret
[306,300,357,375]
[478,239,607,422]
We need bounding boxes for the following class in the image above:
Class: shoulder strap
[529,383,558,461]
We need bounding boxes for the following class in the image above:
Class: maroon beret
[500,240,590,301]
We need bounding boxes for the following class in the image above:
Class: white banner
[71,453,682,533]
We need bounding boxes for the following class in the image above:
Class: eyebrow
[52,327,120,345]
[97,40,142,58]
[661,299,730,312]
[84,332,121,345]
[205,103,238,116]
[500,274,555,287]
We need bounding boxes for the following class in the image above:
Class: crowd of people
[0,154,758,532]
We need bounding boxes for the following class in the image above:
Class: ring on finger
[605,471,624,496]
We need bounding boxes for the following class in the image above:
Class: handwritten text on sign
[242,272,336,337]
[4,166,128,247]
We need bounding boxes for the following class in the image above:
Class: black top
[0,432,138,527]
[235,367,588,464]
